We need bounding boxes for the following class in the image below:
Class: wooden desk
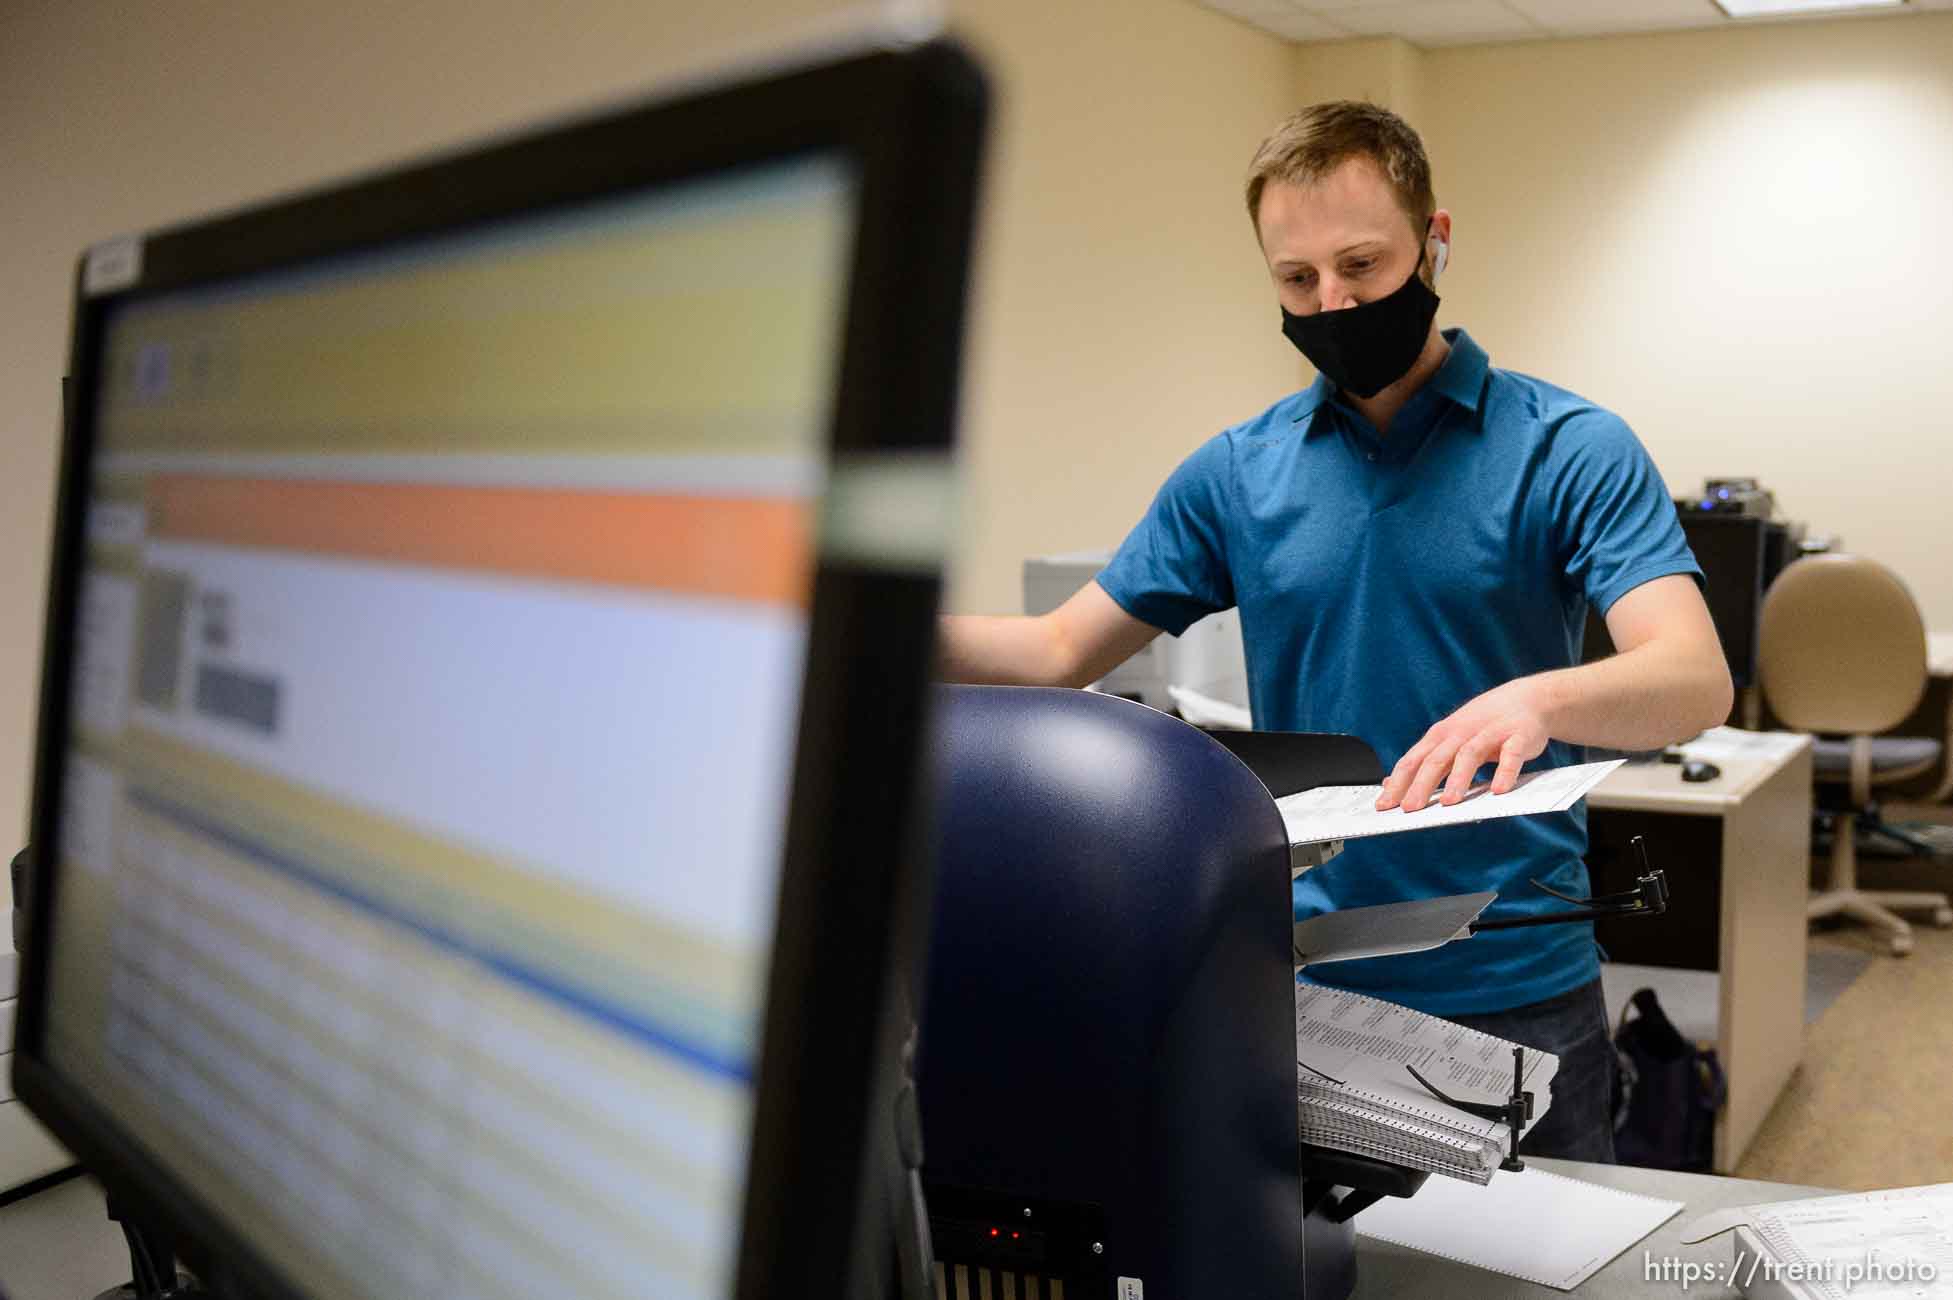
[1584,736,1814,1174]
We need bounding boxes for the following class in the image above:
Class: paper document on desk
[1275,759,1623,847]
[1356,1165,1683,1290]
[1680,1183,1953,1300]
[1679,726,1807,765]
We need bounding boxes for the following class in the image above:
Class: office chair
[1758,554,1953,955]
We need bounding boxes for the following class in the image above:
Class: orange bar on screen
[147,476,812,607]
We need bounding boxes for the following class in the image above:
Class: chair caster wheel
[1890,932,1914,956]
[1934,906,1953,928]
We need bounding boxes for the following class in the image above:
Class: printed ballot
[1276,759,1624,847]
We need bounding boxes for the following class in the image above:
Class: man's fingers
[1377,758,1412,810]
[1378,736,1437,809]
[1402,741,1460,812]
[1490,735,1528,794]
[1440,733,1497,804]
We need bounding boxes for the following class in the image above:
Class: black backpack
[1611,986,1726,1171]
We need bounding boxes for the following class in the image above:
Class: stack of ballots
[1296,983,1558,1184]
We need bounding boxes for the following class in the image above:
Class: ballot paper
[1678,725,1808,765]
[1295,983,1557,1184]
[1680,1184,1953,1300]
[1356,1165,1684,1290]
[1275,759,1623,847]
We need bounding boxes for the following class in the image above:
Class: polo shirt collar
[1292,327,1491,434]
[1428,327,1490,414]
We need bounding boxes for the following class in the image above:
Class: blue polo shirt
[1097,329,1699,1016]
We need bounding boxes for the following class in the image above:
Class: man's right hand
[937,580,1162,687]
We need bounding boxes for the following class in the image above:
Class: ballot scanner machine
[916,686,1424,1300]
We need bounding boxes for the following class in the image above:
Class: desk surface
[1358,1157,1828,1299]
[0,1161,1831,1300]
[0,1174,128,1300]
[1587,733,1811,815]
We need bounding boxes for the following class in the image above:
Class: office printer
[916,686,1428,1300]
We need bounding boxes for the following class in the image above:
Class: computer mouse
[1680,759,1720,783]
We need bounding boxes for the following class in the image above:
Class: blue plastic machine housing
[919,685,1386,1298]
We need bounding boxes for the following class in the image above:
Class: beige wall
[1409,15,1953,630]
[1294,35,1424,123]
[944,0,1298,616]
[0,0,1297,849]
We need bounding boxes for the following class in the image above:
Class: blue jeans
[1448,977,1617,1163]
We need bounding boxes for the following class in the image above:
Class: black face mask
[1280,247,1440,400]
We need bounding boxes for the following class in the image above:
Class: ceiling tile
[1327,0,1548,44]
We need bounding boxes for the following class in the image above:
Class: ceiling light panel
[1715,0,1903,15]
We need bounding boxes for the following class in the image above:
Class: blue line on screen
[123,786,754,1085]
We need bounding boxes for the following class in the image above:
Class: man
[938,101,1731,1160]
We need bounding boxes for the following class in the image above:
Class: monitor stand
[93,1281,206,1300]
[92,1206,208,1300]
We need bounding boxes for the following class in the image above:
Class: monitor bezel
[15,35,985,1300]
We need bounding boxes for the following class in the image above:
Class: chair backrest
[1758,553,1927,735]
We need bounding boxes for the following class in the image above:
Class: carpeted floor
[1732,910,1953,1189]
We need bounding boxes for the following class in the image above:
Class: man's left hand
[1375,677,1553,812]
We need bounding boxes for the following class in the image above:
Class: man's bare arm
[1378,574,1734,812]
[938,580,1164,686]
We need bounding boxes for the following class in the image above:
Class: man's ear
[1427,210,1453,283]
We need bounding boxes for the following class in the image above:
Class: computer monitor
[1680,515,1770,689]
[15,35,985,1300]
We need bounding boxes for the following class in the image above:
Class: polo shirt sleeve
[1541,409,1701,617]
[1095,434,1236,636]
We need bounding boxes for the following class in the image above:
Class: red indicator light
[1012,1232,1021,1240]
[990,1229,999,1237]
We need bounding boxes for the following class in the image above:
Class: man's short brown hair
[1244,101,1434,235]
